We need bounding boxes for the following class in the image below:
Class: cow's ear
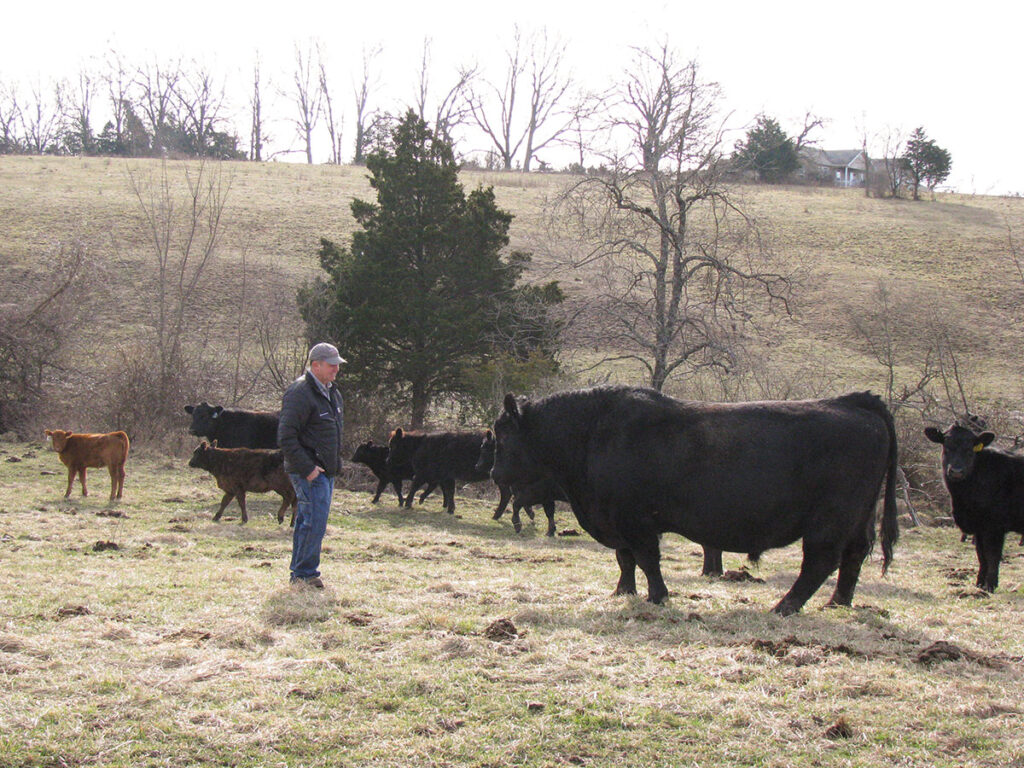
[924,427,944,444]
[212,406,223,417]
[486,429,493,439]
[977,432,996,450]
[184,405,194,414]
[394,427,404,439]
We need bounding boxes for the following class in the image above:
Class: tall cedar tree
[734,115,799,183]
[300,110,560,427]
[900,126,952,200]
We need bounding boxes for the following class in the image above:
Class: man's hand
[306,466,323,482]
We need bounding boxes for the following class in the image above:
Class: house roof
[801,148,867,171]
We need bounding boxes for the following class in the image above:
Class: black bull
[490,386,899,615]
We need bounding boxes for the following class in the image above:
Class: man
[278,342,346,589]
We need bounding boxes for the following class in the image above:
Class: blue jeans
[288,472,334,580]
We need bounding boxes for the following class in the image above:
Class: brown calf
[44,429,130,500]
[188,441,297,525]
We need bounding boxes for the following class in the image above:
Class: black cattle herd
[151,388,1016,612]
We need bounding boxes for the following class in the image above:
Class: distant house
[799,148,869,187]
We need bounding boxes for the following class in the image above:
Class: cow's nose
[946,466,965,481]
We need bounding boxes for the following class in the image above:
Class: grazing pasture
[1,440,1023,767]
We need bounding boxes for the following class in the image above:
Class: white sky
[3,0,1020,194]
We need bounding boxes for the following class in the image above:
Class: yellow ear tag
[973,443,985,453]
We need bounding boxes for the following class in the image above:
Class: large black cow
[490,386,898,615]
[925,424,1024,592]
[477,428,725,569]
[349,440,436,505]
[184,402,279,449]
[387,428,491,515]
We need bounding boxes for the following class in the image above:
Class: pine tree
[300,110,562,427]
[734,115,799,183]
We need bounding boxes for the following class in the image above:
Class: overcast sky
[3,0,1019,195]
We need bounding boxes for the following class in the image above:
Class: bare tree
[317,43,344,164]
[352,43,382,164]
[555,44,790,392]
[412,38,476,148]
[133,57,182,155]
[0,80,22,153]
[470,27,575,171]
[469,27,527,169]
[174,60,227,156]
[879,126,907,198]
[102,50,131,151]
[59,67,97,154]
[124,160,231,431]
[249,53,268,161]
[288,41,322,164]
[20,78,62,154]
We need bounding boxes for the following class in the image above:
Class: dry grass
[2,442,1023,767]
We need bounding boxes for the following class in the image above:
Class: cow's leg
[115,463,125,499]
[418,482,437,504]
[371,477,388,503]
[976,530,1005,592]
[107,464,122,501]
[275,493,289,524]
[543,500,556,537]
[391,480,404,506]
[614,549,638,596]
[510,500,522,533]
[702,546,723,577]
[772,540,841,616]
[404,478,425,508]
[826,529,873,607]
[441,479,456,514]
[79,467,88,497]
[237,491,248,524]
[213,492,234,522]
[64,467,76,498]
[494,485,512,520]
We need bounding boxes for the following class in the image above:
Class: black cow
[478,429,723,571]
[475,428,567,538]
[351,441,409,504]
[925,424,1024,592]
[184,402,279,449]
[188,442,297,525]
[349,440,437,506]
[490,386,898,615]
[388,428,491,515]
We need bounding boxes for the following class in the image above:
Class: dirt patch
[484,617,520,641]
[722,567,765,583]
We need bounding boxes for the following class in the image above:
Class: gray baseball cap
[308,342,346,365]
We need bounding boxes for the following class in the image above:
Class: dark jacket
[278,371,344,477]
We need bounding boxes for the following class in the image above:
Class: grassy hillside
[1,441,1022,767]
[4,154,1024,471]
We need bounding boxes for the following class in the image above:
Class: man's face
[310,360,341,386]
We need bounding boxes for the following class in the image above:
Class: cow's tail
[879,405,899,575]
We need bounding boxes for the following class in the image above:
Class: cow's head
[351,440,383,465]
[925,424,995,482]
[490,394,544,487]
[188,440,214,470]
[474,429,495,475]
[44,429,71,452]
[184,402,223,437]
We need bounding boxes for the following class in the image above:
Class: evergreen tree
[733,115,800,183]
[900,126,952,200]
[300,110,562,427]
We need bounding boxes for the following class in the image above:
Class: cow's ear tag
[973,443,985,453]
